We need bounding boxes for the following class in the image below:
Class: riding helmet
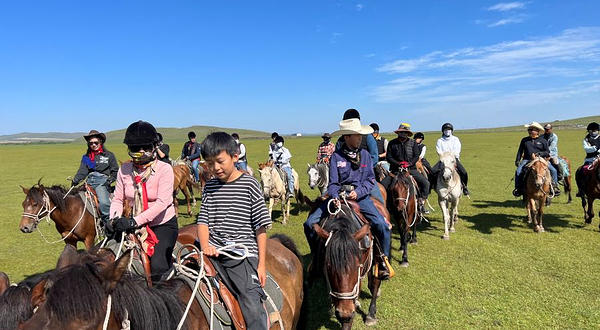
[414,132,425,140]
[123,120,159,146]
[587,122,599,131]
[441,123,454,132]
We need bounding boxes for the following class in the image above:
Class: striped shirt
[197,174,272,257]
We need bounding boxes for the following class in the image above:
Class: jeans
[86,172,110,221]
[191,159,200,182]
[370,183,385,204]
[282,166,294,195]
[304,196,391,257]
[236,161,248,171]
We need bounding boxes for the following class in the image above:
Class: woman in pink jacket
[110,120,177,282]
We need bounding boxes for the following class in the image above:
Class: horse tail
[189,180,202,193]
[296,188,306,206]
[270,234,302,261]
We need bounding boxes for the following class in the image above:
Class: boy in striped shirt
[197,132,272,330]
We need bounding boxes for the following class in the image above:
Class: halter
[21,191,57,228]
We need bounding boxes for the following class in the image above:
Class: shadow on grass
[471,199,524,208]
[462,210,580,234]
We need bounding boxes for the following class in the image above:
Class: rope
[103,295,112,330]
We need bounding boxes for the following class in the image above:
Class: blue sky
[1,1,599,135]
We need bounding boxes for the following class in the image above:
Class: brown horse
[19,183,98,250]
[173,164,201,216]
[576,158,600,226]
[523,157,552,232]
[21,233,305,330]
[313,204,381,328]
[388,169,419,266]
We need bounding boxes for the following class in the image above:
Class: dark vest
[376,138,386,160]
[237,143,247,162]
[359,134,369,150]
[586,135,600,159]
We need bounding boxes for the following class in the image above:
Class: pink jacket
[110,161,176,227]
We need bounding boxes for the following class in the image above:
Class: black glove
[103,218,116,238]
[71,180,77,187]
[113,217,137,233]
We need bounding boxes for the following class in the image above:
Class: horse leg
[364,274,381,326]
[399,227,409,267]
[526,198,534,224]
[439,200,450,240]
[582,193,590,223]
[409,225,418,245]
[182,186,192,217]
[565,176,572,204]
[450,200,457,233]
[282,197,289,225]
[587,196,595,224]
[538,198,545,233]
[187,180,197,207]
[84,235,95,250]
[530,199,541,232]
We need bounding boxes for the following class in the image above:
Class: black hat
[231,133,240,139]
[343,109,361,120]
[274,136,284,144]
[83,130,107,143]
[588,122,600,131]
[271,132,279,139]
[157,133,163,142]
[441,123,454,132]
[369,123,380,132]
[188,131,196,139]
[321,133,332,139]
[123,121,158,146]
[414,132,424,140]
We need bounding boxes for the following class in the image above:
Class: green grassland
[1,130,600,329]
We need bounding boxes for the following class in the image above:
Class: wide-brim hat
[524,122,544,132]
[83,130,106,143]
[394,123,413,136]
[321,132,332,139]
[332,119,374,136]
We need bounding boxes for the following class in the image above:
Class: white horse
[435,152,462,240]
[307,162,329,196]
[258,162,300,225]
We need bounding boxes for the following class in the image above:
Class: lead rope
[102,252,132,330]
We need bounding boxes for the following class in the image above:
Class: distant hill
[461,115,600,133]
[0,132,86,144]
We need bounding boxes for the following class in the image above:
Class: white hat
[332,118,374,136]
[524,121,544,132]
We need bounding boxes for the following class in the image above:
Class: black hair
[343,109,360,120]
[201,132,238,159]
[157,133,163,142]
[370,123,379,131]
[188,131,196,139]
[274,136,285,144]
[231,133,239,139]
[271,132,279,139]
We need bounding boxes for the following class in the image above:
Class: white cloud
[488,2,527,12]
[331,32,343,43]
[488,17,524,27]
[356,4,364,12]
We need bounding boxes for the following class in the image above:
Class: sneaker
[288,192,295,198]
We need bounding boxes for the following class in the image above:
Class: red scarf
[88,145,104,162]
[133,163,159,257]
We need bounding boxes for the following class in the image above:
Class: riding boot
[513,174,523,197]
[417,197,426,214]
[552,182,561,197]
[556,162,564,182]
[462,184,470,197]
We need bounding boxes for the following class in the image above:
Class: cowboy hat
[524,122,544,132]
[394,123,413,136]
[321,132,332,139]
[83,130,107,143]
[332,118,374,136]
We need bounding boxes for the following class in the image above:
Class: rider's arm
[538,139,550,158]
[355,153,374,199]
[366,134,378,166]
[189,144,201,160]
[72,155,89,185]
[419,145,426,160]
[548,135,558,157]
[327,153,342,199]
[516,138,525,162]
[386,142,400,166]
[132,163,174,226]
[238,144,246,159]
[181,143,187,159]
[256,227,267,287]
[436,138,443,156]
[454,137,462,160]
[583,138,597,153]
[108,153,119,184]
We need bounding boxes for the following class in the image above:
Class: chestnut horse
[21,233,305,330]
[576,158,600,226]
[523,157,552,232]
[19,183,97,249]
[172,164,201,216]
[313,204,381,328]
[388,169,419,266]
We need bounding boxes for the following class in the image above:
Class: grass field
[1,130,600,329]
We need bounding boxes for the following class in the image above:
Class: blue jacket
[328,149,375,200]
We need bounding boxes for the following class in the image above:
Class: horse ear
[56,245,80,270]
[0,272,9,295]
[31,278,49,308]
[307,163,310,168]
[100,250,131,294]
[21,185,29,195]
[313,224,330,240]
[353,224,371,241]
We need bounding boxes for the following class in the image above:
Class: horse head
[258,167,273,197]
[313,209,371,327]
[391,170,412,212]
[440,152,457,182]
[19,184,46,233]
[528,156,550,190]
[307,163,326,190]
[375,162,389,183]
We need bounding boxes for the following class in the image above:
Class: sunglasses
[129,144,153,152]
[88,141,101,145]
[527,128,535,131]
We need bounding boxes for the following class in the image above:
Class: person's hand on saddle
[399,161,411,169]
[113,216,138,233]
[347,191,358,200]
[201,244,219,257]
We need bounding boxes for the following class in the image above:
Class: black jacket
[516,137,549,162]
[386,138,420,172]
[73,149,119,185]
[181,141,201,160]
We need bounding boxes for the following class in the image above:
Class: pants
[409,169,430,199]
[86,173,111,221]
[370,183,385,204]
[214,256,268,330]
[191,158,200,182]
[149,216,178,282]
[455,159,469,187]
[515,160,558,190]
[282,166,294,195]
[235,161,248,171]
[304,196,391,257]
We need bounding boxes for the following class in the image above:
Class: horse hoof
[376,288,381,298]
[400,261,409,268]
[450,228,456,233]
[539,227,545,233]
[442,235,450,240]
[364,316,378,326]
[527,219,533,224]
[410,240,418,246]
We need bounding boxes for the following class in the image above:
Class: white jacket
[436,135,462,160]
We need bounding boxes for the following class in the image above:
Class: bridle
[21,191,57,229]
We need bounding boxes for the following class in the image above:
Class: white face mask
[276,142,283,148]
[234,139,239,143]
[443,130,452,137]
[591,131,599,138]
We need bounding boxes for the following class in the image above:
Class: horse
[435,152,462,240]
[172,164,201,216]
[576,158,600,227]
[0,272,36,330]
[523,157,552,232]
[19,182,98,250]
[257,161,303,225]
[559,156,573,204]
[388,169,419,266]
[313,204,381,328]
[21,234,306,330]
[307,161,329,195]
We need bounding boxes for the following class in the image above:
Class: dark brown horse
[313,204,380,328]
[388,169,419,267]
[576,158,600,226]
[173,164,201,216]
[19,183,98,250]
[523,157,552,232]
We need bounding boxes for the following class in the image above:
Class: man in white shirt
[435,123,470,196]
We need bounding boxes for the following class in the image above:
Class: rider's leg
[575,166,586,197]
[303,202,327,252]
[409,169,430,213]
[370,183,385,204]
[547,164,561,196]
[456,159,470,195]
[357,197,391,258]
[94,184,111,221]
[514,160,529,195]
[283,167,294,197]
[238,161,248,171]
[191,159,200,182]
[149,216,178,282]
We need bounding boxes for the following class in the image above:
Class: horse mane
[45,263,188,330]
[392,172,412,191]
[322,210,361,273]
[0,286,34,329]
[27,183,69,212]
[526,157,548,168]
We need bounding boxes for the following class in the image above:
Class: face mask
[128,150,156,164]
[443,130,452,137]
[276,142,283,148]
[234,139,239,144]
[591,131,599,138]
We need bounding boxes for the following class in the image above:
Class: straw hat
[83,130,107,143]
[394,123,413,136]
[332,118,374,136]
[524,122,544,132]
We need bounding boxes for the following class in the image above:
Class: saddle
[583,158,600,175]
